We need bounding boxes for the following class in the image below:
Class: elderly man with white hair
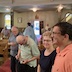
[16,35,40,72]
[8,26,22,72]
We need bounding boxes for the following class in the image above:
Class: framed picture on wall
[17,17,22,23]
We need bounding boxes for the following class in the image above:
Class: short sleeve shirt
[52,44,72,72]
[39,49,56,72]
[19,36,40,67]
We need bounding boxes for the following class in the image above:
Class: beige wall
[0,13,5,27]
[0,10,72,28]
[14,10,59,28]
[14,10,72,28]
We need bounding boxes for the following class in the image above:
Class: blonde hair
[42,31,51,38]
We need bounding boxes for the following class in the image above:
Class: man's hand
[21,59,29,64]
[15,55,19,60]
[8,42,16,46]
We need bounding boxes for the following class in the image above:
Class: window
[34,20,40,35]
[5,14,11,29]
[34,20,41,41]
[66,13,72,22]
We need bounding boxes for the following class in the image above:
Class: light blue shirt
[23,26,38,44]
[9,32,22,56]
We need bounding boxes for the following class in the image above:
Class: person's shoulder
[40,49,45,54]
[51,50,57,57]
[1,28,4,32]
[52,50,56,54]
[66,50,72,58]
[25,26,32,31]
[64,51,72,66]
[26,26,31,28]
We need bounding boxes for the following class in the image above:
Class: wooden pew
[0,39,9,62]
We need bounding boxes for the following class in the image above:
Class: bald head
[16,35,24,43]
[16,35,27,45]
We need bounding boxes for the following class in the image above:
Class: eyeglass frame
[52,32,61,35]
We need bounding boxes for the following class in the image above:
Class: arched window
[5,14,11,29]
[66,13,72,22]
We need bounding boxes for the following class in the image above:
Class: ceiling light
[30,7,41,12]
[32,8,37,12]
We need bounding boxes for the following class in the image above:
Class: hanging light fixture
[6,8,11,12]
[30,7,41,12]
[32,8,37,12]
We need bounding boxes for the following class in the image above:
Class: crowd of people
[1,22,72,72]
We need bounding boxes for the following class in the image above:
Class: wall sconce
[6,8,10,11]
[57,4,64,12]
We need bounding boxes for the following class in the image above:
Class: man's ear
[64,34,69,40]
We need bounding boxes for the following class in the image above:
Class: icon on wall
[17,17,22,23]
[35,14,39,19]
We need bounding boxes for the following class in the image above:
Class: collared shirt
[52,44,72,72]
[9,32,22,56]
[19,36,40,67]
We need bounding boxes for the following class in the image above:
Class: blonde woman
[37,31,56,72]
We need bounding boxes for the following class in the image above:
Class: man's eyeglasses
[52,32,61,34]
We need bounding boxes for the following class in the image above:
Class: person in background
[1,26,10,38]
[45,24,50,31]
[15,35,40,72]
[41,24,51,34]
[37,31,56,72]
[52,22,72,72]
[8,26,22,72]
[23,22,38,44]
